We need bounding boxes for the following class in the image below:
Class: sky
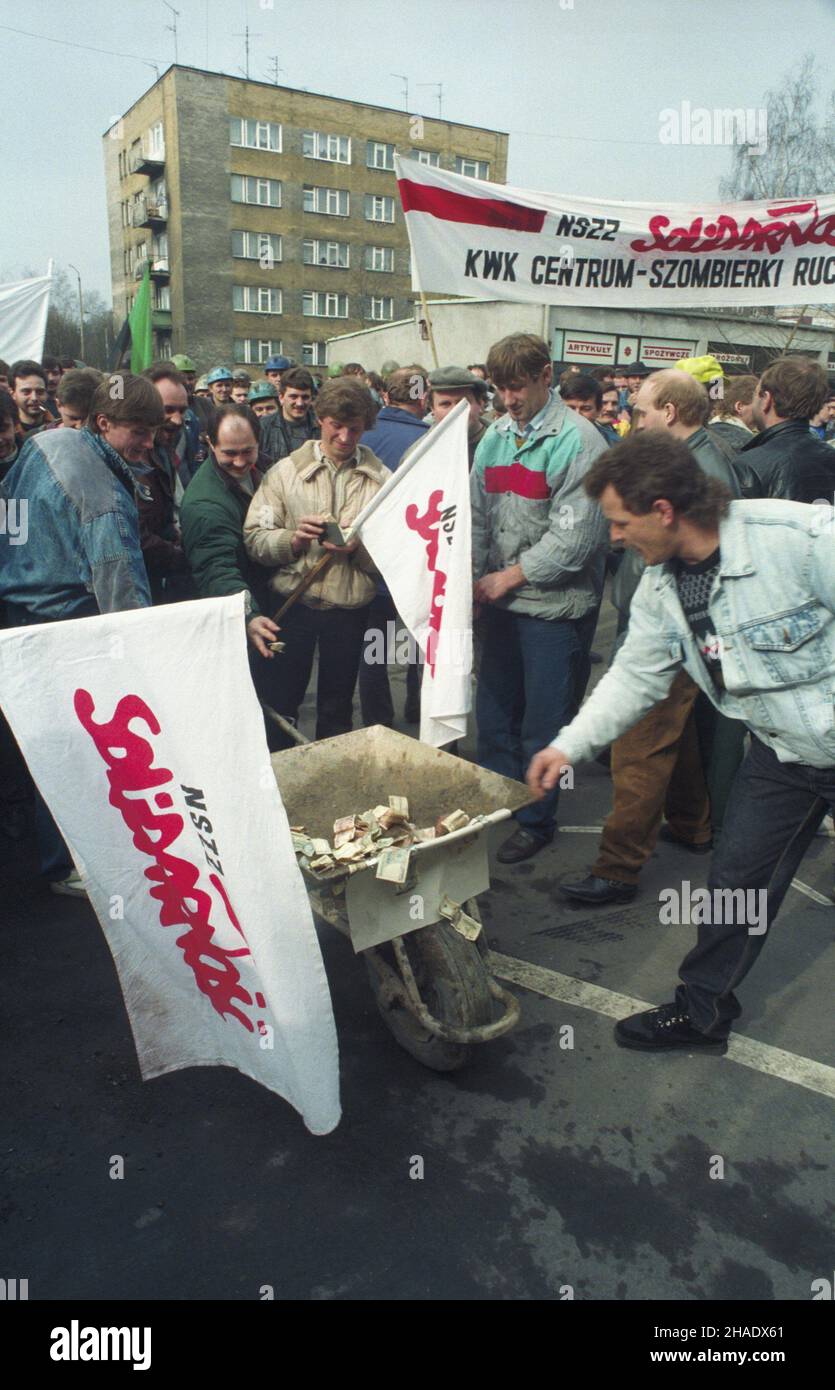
[1,0,833,305]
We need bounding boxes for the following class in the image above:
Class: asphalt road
[2,599,833,1302]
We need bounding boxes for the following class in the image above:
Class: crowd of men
[2,334,835,1056]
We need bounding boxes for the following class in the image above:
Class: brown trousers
[593,670,712,885]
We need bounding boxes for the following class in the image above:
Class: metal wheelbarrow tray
[271,725,531,1071]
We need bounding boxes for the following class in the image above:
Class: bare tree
[720,54,835,200]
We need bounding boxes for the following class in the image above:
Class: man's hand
[527,747,573,800]
[475,564,526,604]
[322,535,359,554]
[247,614,281,658]
[291,515,327,556]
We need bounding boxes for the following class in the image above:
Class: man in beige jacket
[244,378,388,746]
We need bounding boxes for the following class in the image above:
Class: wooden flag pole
[271,551,334,625]
[419,289,440,369]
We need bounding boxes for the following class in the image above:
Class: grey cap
[380,358,401,376]
[427,365,490,397]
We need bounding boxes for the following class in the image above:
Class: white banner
[351,400,472,748]
[0,595,340,1135]
[0,264,53,362]
[396,155,835,308]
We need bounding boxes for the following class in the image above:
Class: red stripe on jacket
[484,461,551,499]
[398,179,546,233]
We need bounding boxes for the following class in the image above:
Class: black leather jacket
[735,419,835,503]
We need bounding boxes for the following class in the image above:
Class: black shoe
[615,1001,728,1052]
[559,873,637,905]
[658,824,713,854]
[496,828,550,864]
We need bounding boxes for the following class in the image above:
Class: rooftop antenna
[162,1,180,63]
[392,74,409,111]
[266,55,285,85]
[417,82,443,119]
[233,24,262,80]
[145,61,161,80]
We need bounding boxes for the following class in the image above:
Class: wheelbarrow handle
[261,702,310,747]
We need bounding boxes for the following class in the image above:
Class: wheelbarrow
[268,717,531,1072]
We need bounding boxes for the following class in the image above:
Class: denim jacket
[555,499,835,768]
[471,390,608,620]
[0,426,151,620]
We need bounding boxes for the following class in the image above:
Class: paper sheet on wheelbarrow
[351,398,472,749]
[0,593,340,1135]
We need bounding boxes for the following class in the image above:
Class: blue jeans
[678,735,832,1036]
[476,606,596,840]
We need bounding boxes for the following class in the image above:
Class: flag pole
[418,288,440,369]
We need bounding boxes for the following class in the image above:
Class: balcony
[132,197,167,228]
[134,257,170,282]
[130,144,165,177]
[152,309,172,331]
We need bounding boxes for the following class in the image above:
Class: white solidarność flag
[351,398,472,748]
[395,153,835,309]
[0,264,53,362]
[0,594,340,1135]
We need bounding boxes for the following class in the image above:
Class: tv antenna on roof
[392,74,409,111]
[417,82,443,119]
[266,56,285,86]
[233,24,262,80]
[162,2,180,64]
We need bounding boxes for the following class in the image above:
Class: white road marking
[490,951,835,1102]
[557,828,834,909]
[791,878,834,908]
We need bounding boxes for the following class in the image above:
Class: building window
[302,239,349,268]
[302,292,348,318]
[364,194,395,223]
[233,285,282,314]
[234,338,284,365]
[455,156,489,179]
[302,343,328,366]
[232,231,282,265]
[416,150,440,167]
[303,184,349,216]
[231,174,281,206]
[149,176,168,214]
[229,117,282,152]
[366,140,395,170]
[303,131,350,163]
[152,232,169,268]
[365,245,394,272]
[369,296,394,321]
[153,285,171,311]
[146,122,165,159]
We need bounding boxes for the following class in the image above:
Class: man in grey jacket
[529,432,835,1051]
[471,333,608,863]
[561,368,742,905]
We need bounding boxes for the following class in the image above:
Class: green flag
[129,262,153,373]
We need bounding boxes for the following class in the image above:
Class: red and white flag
[351,400,472,748]
[395,153,835,308]
[0,595,340,1135]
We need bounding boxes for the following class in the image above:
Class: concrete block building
[103,65,508,371]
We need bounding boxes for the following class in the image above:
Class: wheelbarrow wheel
[364,918,494,1072]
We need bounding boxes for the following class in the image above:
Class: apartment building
[103,65,508,370]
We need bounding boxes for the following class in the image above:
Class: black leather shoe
[496,828,550,864]
[658,824,713,854]
[559,873,637,904]
[615,1001,728,1052]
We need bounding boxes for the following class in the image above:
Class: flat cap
[427,365,490,396]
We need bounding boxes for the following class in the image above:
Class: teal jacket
[180,458,267,617]
[471,390,608,620]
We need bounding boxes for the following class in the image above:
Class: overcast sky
[1,0,833,304]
